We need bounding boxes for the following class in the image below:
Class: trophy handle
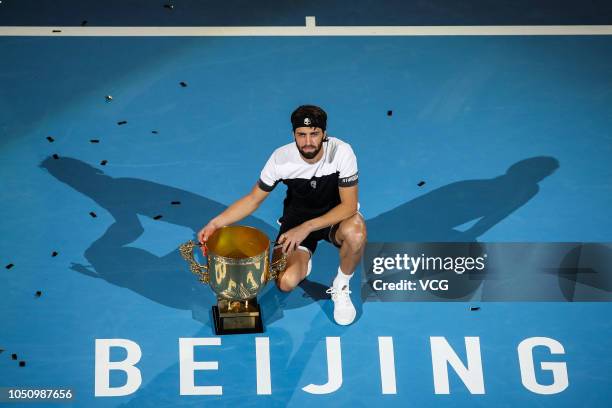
[269,245,287,281]
[179,240,210,284]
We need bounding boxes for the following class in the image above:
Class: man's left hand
[278,224,312,254]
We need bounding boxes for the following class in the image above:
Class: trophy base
[212,298,264,335]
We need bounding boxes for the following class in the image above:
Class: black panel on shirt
[282,172,342,219]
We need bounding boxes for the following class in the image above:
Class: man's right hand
[195,184,270,256]
[197,221,219,255]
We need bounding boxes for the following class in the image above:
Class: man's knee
[340,216,367,251]
[276,264,307,292]
[276,273,297,292]
[275,249,310,292]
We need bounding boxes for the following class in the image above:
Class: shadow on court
[40,154,562,406]
[39,156,325,326]
[39,155,561,321]
[366,156,560,242]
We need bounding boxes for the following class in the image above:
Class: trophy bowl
[179,225,286,335]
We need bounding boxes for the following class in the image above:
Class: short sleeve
[338,144,359,187]
[257,152,281,192]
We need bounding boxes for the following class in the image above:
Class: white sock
[333,266,353,289]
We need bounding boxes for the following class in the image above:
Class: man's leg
[333,212,367,281]
[327,213,367,325]
[275,246,311,292]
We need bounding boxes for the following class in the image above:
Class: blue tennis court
[1,1,612,407]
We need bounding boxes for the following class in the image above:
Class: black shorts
[275,215,342,256]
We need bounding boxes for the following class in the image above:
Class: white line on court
[1,16,612,36]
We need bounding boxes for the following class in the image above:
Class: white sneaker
[326,285,356,325]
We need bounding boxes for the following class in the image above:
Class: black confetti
[151,130,158,134]
[387,110,393,116]
[52,29,62,33]
[117,121,127,125]
[35,291,42,297]
[0,348,4,354]
[417,181,426,187]
[81,20,88,26]
[52,154,59,160]
[51,251,58,257]
[11,353,17,360]
[19,361,26,367]
[470,306,480,311]
[171,201,181,205]
[100,160,108,166]
[90,139,100,143]
[105,95,113,102]
[46,136,55,143]
[179,81,187,87]
[89,211,97,218]
[6,263,14,269]
[163,4,175,10]
[153,215,163,220]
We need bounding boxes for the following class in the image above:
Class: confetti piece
[46,136,55,142]
[470,306,480,311]
[0,349,4,354]
[100,160,108,166]
[6,263,14,269]
[51,251,58,257]
[90,139,100,143]
[180,81,188,87]
[151,130,158,134]
[35,291,42,298]
[417,181,426,187]
[52,154,59,160]
[387,110,393,116]
[171,201,181,205]
[81,20,88,26]
[52,29,62,33]
[117,121,127,125]
[105,95,113,102]
[153,215,163,220]
[163,4,175,10]
[89,212,97,218]
[19,361,26,367]
[11,353,17,360]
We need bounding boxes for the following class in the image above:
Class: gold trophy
[179,225,286,335]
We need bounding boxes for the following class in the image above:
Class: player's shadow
[39,155,559,325]
[39,156,336,326]
[362,156,560,302]
[367,156,559,242]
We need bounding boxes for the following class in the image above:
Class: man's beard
[296,141,323,159]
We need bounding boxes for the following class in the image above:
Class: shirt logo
[310,180,317,189]
[303,118,312,126]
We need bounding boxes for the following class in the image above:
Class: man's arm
[278,185,359,253]
[304,185,358,232]
[198,184,270,243]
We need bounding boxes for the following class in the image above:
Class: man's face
[294,126,325,159]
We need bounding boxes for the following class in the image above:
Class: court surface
[1,1,612,407]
